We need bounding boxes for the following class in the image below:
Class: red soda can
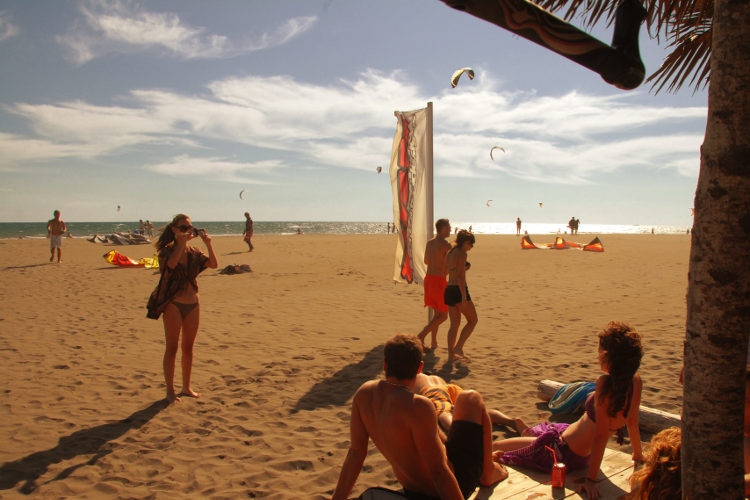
[551,462,566,487]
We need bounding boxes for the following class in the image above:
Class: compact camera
[192,228,206,237]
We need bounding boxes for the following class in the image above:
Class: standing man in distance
[47,209,66,263]
[243,212,254,252]
[417,219,452,351]
[331,335,507,500]
[515,217,522,235]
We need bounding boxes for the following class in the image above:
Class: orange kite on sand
[521,235,604,252]
[103,250,159,268]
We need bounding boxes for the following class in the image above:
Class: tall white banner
[390,103,433,284]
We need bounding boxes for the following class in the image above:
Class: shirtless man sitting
[331,335,507,500]
[417,219,452,351]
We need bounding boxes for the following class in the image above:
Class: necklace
[383,379,410,390]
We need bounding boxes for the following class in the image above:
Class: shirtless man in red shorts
[417,219,452,351]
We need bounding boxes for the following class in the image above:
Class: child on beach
[625,427,681,499]
[492,321,645,500]
[147,214,218,403]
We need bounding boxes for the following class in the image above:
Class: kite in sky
[490,146,505,160]
[450,67,475,88]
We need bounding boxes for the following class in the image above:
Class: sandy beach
[0,233,688,499]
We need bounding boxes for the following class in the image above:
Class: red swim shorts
[424,274,448,312]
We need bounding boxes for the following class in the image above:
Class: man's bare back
[424,237,451,277]
[354,380,458,496]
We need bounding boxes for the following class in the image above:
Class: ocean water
[0,221,691,239]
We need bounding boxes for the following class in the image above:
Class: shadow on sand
[422,350,470,382]
[291,345,385,413]
[3,263,53,270]
[0,399,168,494]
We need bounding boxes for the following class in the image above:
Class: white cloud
[147,155,280,184]
[0,12,19,42]
[56,1,317,64]
[0,69,706,185]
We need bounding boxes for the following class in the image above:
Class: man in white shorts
[47,210,66,263]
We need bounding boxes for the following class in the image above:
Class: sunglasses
[176,224,193,232]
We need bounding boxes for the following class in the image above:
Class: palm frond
[532,0,712,93]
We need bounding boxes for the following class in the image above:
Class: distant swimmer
[417,219,452,351]
[47,210,66,263]
[516,217,522,235]
[243,212,254,252]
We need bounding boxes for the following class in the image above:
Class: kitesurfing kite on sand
[451,67,475,88]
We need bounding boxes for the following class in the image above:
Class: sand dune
[0,233,688,498]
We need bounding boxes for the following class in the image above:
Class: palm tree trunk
[682,0,750,497]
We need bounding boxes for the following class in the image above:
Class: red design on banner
[396,115,413,283]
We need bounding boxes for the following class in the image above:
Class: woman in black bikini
[153,214,217,403]
[444,230,476,361]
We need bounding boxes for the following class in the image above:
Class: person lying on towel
[412,372,527,437]
[331,335,508,500]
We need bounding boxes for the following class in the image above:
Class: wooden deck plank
[469,448,634,500]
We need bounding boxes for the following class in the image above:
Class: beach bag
[547,381,596,414]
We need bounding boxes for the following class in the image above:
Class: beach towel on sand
[547,381,595,414]
[219,264,251,275]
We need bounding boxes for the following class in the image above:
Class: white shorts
[50,234,63,249]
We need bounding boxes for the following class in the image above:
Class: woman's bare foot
[514,418,529,435]
[449,350,470,362]
[166,391,181,403]
[180,389,200,398]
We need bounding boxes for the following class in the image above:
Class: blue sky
[0,0,706,226]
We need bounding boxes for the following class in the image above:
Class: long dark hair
[597,321,643,418]
[155,214,189,252]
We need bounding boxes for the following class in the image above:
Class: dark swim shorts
[444,285,471,307]
[403,420,484,500]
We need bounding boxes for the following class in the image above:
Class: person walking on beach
[574,218,580,235]
[146,220,154,238]
[147,214,218,403]
[331,335,507,500]
[417,218,452,351]
[243,212,254,252]
[516,217,522,235]
[46,209,66,263]
[444,230,477,361]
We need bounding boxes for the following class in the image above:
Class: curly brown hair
[455,230,475,248]
[598,321,643,418]
[626,427,681,499]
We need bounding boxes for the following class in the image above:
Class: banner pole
[426,101,434,323]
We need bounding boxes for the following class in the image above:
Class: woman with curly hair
[492,321,645,500]
[444,229,476,361]
[147,214,217,403]
[626,427,681,499]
